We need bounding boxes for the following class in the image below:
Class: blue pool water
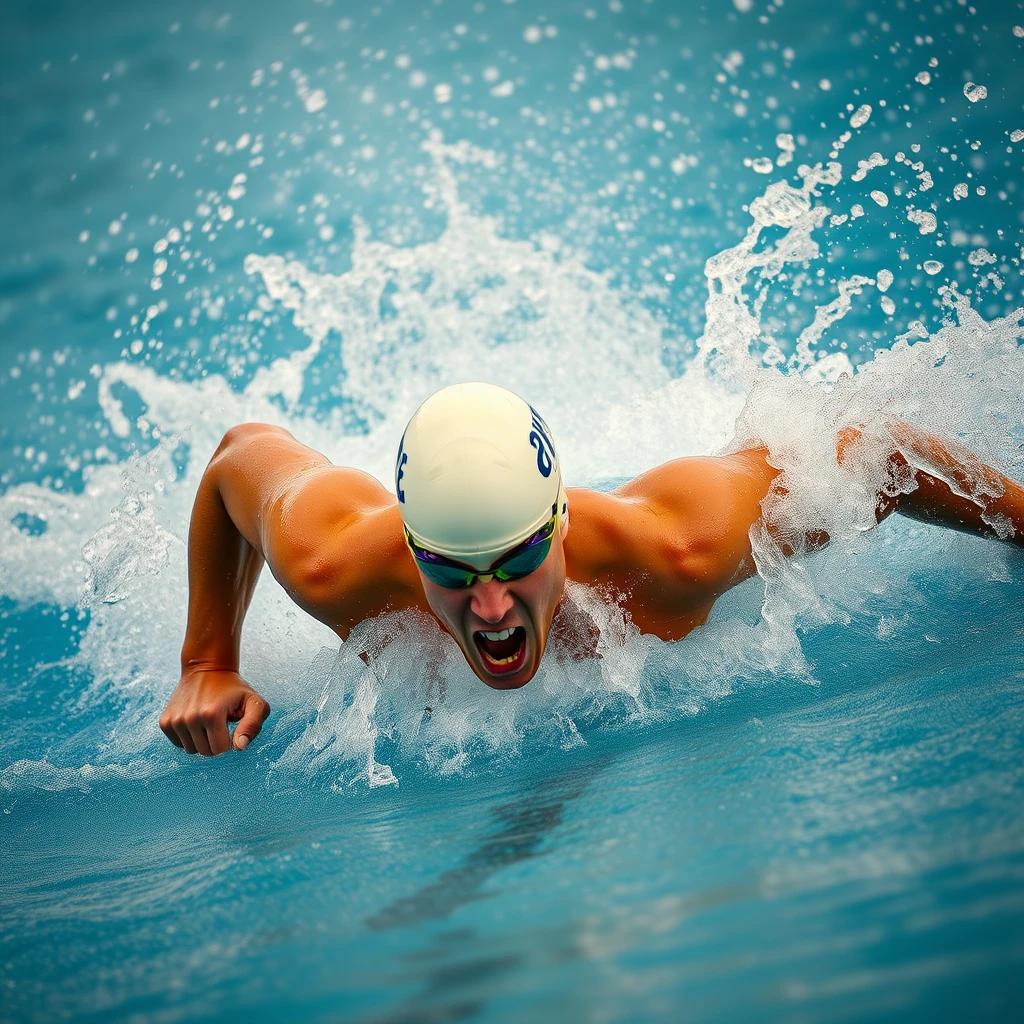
[2,0,1023,1021]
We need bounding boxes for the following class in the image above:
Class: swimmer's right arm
[161,423,410,756]
[162,423,342,756]
[161,424,294,755]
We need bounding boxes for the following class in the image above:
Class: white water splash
[2,133,1022,791]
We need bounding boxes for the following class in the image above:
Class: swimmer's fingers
[232,692,271,751]
[159,714,184,749]
[165,719,197,755]
[204,713,232,757]
[188,717,214,757]
[160,713,198,754]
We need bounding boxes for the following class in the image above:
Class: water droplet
[851,152,888,182]
[751,156,773,174]
[876,270,893,292]
[303,89,327,113]
[1010,129,1024,143]
[880,296,895,316]
[923,260,943,276]
[914,71,931,85]
[907,208,937,234]
[953,182,969,200]
[849,104,872,129]
[869,190,889,207]
[963,82,988,103]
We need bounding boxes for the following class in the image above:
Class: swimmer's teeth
[485,651,520,667]
[482,627,515,641]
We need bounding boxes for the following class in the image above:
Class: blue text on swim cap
[395,433,408,503]
[529,405,555,479]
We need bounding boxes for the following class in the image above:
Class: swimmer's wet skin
[160,382,1024,756]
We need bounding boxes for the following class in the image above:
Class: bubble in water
[953,182,969,200]
[1010,129,1024,143]
[849,104,872,129]
[923,260,943,275]
[915,71,931,85]
[879,295,895,315]
[876,269,893,292]
[870,190,889,207]
[751,157,773,174]
[963,82,988,103]
[968,248,996,267]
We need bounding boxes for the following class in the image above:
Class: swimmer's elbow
[213,422,292,461]
[269,540,347,615]
[664,538,752,598]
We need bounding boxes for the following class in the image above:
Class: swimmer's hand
[159,669,270,756]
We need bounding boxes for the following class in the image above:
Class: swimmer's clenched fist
[160,669,269,755]
[162,383,1024,756]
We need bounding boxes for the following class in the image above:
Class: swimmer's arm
[838,424,1024,547]
[166,424,353,755]
[164,424,419,756]
[166,423,319,754]
[177,424,331,673]
[620,429,1024,609]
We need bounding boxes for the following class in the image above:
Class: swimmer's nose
[469,577,513,624]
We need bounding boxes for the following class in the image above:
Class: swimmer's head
[397,382,569,688]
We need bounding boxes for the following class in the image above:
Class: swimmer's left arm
[624,428,1023,610]
[837,423,1024,547]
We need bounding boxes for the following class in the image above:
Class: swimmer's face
[416,523,568,689]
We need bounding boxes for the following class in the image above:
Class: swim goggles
[406,503,560,589]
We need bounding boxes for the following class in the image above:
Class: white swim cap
[396,382,568,568]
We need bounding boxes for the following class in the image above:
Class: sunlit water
[2,1,1023,1021]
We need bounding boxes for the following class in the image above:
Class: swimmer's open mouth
[473,626,527,675]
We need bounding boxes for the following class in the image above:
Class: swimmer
[160,382,1024,756]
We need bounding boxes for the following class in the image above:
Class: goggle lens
[409,512,557,589]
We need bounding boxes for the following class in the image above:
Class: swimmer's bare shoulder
[218,424,426,636]
[563,448,779,640]
[566,430,1024,643]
